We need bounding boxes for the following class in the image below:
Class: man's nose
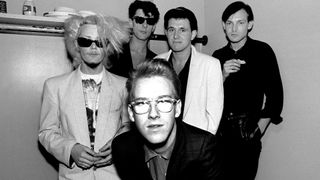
[90,42,98,49]
[232,24,237,32]
[173,30,179,39]
[142,20,148,28]
[148,103,160,119]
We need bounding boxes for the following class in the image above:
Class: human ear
[164,29,168,37]
[129,19,133,28]
[222,22,226,31]
[191,30,197,41]
[151,25,156,33]
[174,100,182,118]
[248,21,254,31]
[128,106,135,122]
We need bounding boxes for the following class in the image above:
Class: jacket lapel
[94,70,116,149]
[183,46,200,118]
[70,67,91,146]
[166,121,185,179]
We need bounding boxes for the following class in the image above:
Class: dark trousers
[219,114,262,180]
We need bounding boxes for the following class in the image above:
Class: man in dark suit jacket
[112,59,223,180]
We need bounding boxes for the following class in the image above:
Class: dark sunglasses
[133,16,156,25]
[77,37,103,48]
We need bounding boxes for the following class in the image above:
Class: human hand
[70,143,101,169]
[223,59,246,79]
[94,139,113,167]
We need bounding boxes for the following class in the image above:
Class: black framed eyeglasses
[133,16,157,25]
[129,96,178,115]
[77,37,104,48]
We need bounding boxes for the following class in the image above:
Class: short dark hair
[126,59,181,102]
[128,0,160,23]
[222,1,254,22]
[164,7,198,31]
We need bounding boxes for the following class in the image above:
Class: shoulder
[182,122,214,137]
[112,130,142,156]
[106,70,127,88]
[192,50,221,69]
[249,38,274,51]
[44,70,75,87]
[112,130,134,147]
[179,122,218,147]
[212,44,229,56]
[108,43,130,63]
[193,46,219,62]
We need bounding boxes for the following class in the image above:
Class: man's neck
[230,36,248,52]
[80,63,104,75]
[149,123,177,155]
[171,46,192,73]
[130,37,149,68]
[130,36,149,52]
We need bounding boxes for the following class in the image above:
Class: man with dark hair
[156,7,224,135]
[112,59,223,180]
[212,1,283,179]
[108,0,160,78]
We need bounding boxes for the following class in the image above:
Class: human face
[131,9,156,41]
[77,24,105,73]
[165,18,197,53]
[223,9,253,45]
[128,76,181,148]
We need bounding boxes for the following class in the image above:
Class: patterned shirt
[81,71,103,149]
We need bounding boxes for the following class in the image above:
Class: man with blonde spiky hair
[39,14,130,180]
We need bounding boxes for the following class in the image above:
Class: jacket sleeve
[260,44,284,124]
[38,80,77,167]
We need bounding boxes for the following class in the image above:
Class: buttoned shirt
[144,138,176,180]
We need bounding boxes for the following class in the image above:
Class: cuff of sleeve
[261,113,283,125]
[66,142,78,168]
[271,116,283,125]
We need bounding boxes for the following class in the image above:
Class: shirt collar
[144,137,176,163]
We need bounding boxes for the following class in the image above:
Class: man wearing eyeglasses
[108,0,159,78]
[111,59,223,180]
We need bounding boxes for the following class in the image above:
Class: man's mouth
[88,53,99,56]
[147,124,163,129]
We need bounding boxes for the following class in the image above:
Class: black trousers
[219,114,262,180]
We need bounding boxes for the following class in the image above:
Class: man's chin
[145,137,167,149]
[83,61,102,69]
[145,133,167,144]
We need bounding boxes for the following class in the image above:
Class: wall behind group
[6,0,207,53]
[1,0,319,179]
[205,0,320,180]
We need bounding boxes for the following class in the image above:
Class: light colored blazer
[156,46,223,134]
[39,66,129,180]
